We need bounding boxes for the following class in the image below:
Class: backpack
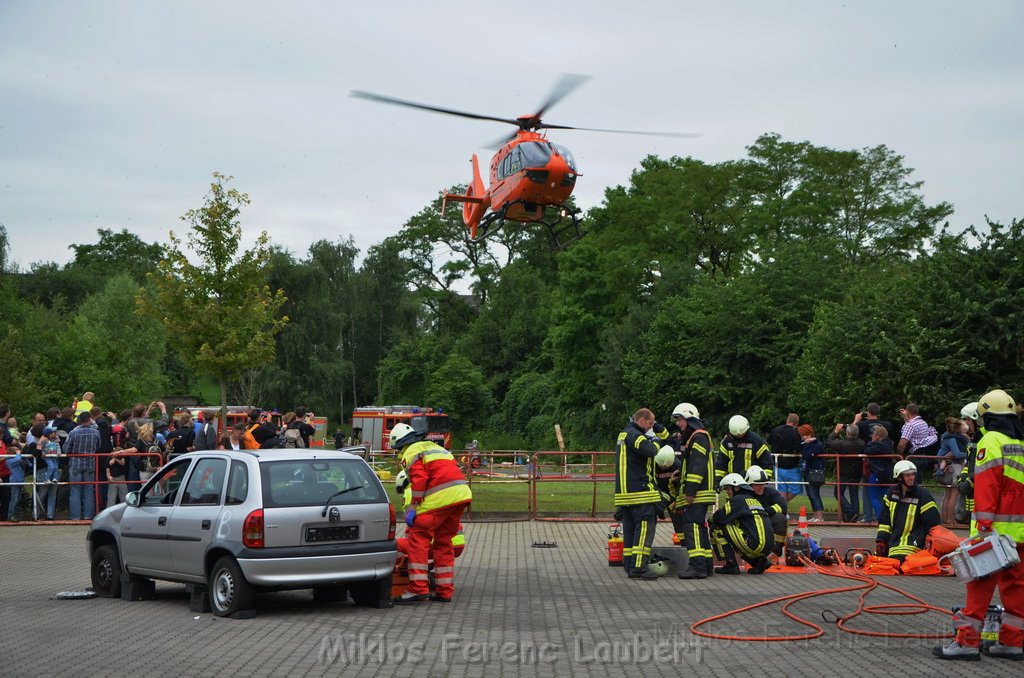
[241,424,261,450]
[283,427,306,449]
[260,435,286,449]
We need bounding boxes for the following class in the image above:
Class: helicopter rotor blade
[538,123,702,138]
[350,90,523,127]
[532,73,591,122]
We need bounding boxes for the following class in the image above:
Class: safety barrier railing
[1,451,162,522]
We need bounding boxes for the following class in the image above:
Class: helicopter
[351,75,698,247]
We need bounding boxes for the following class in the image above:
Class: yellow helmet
[978,389,1015,417]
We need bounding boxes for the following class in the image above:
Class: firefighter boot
[747,556,770,575]
[714,561,741,575]
[932,640,981,661]
[982,644,1024,661]
[628,568,659,581]
[677,562,707,580]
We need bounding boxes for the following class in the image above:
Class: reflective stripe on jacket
[614,422,664,506]
[401,440,472,514]
[973,430,1024,540]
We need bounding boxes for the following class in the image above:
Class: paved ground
[1,521,1018,677]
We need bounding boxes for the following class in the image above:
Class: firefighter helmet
[672,402,699,420]
[388,423,417,450]
[648,559,669,577]
[655,445,676,469]
[960,402,979,421]
[745,465,770,484]
[720,472,751,491]
[394,470,409,494]
[978,389,1015,417]
[728,415,750,436]
[893,459,917,479]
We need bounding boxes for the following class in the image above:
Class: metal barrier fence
[1,448,965,524]
[1,452,162,521]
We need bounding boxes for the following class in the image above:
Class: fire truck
[351,406,451,453]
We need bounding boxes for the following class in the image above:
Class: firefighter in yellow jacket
[935,389,1024,661]
[395,470,465,558]
[391,423,472,604]
[614,408,669,580]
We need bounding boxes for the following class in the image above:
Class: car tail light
[243,509,264,548]
[388,503,396,540]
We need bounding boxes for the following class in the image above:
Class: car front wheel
[90,544,122,598]
[209,556,254,617]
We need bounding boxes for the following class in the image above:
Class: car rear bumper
[237,541,397,586]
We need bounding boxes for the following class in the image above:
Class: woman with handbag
[799,424,826,522]
[936,417,968,525]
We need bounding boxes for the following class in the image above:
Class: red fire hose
[690,555,954,642]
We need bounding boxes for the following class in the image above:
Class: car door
[120,457,194,576]
[168,456,229,579]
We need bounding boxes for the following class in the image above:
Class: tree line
[1,133,1020,449]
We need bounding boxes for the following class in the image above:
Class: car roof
[174,448,367,462]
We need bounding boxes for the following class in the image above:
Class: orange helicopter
[352,75,698,247]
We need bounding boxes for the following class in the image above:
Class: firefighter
[672,402,717,580]
[716,415,773,484]
[955,402,981,529]
[395,470,466,558]
[875,459,940,561]
[614,408,669,580]
[654,444,685,546]
[391,423,472,604]
[710,473,772,574]
[935,389,1024,661]
[745,465,788,557]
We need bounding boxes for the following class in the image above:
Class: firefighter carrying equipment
[942,532,1021,582]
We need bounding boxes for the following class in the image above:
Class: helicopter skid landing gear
[470,204,583,250]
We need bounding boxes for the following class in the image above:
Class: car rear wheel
[209,556,254,617]
[349,575,393,608]
[90,544,122,598]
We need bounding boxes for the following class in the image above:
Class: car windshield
[260,458,385,507]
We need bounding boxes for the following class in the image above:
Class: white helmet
[394,470,409,493]
[745,465,770,484]
[388,422,416,449]
[720,472,750,490]
[655,445,676,469]
[648,559,669,577]
[960,402,979,421]
[672,402,699,420]
[728,415,750,436]
[892,459,917,479]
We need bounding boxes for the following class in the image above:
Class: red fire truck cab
[351,406,451,453]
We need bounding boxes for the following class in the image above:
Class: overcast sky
[2,0,1021,270]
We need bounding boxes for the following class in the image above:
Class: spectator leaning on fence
[65,411,101,521]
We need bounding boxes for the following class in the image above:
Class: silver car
[87,448,397,616]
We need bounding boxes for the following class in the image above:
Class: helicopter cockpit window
[518,142,553,168]
[551,144,576,172]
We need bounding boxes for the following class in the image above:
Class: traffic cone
[797,506,809,537]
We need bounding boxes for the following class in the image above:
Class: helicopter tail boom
[442,154,489,239]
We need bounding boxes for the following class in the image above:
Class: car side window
[225,460,248,505]
[181,458,228,505]
[140,458,193,506]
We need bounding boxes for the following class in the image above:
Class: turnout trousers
[679,503,713,573]
[954,544,1024,649]
[404,503,466,598]
[622,503,658,573]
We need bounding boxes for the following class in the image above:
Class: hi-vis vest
[973,429,1024,541]
[401,440,472,515]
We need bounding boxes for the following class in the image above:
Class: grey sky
[2,0,1021,269]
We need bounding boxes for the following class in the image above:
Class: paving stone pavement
[1,521,1019,677]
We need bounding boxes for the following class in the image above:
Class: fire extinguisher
[608,523,624,566]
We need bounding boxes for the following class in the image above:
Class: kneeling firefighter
[391,422,472,604]
[875,459,940,561]
[745,465,788,557]
[710,473,773,575]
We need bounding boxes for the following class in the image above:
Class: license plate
[306,525,359,542]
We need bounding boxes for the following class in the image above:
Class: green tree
[137,173,288,413]
[423,353,494,431]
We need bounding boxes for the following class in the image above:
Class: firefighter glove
[976,520,993,533]
[875,540,888,557]
[405,508,417,527]
[652,421,665,434]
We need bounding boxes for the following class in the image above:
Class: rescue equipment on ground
[940,532,1021,583]
[648,557,669,577]
[607,523,624,566]
[862,554,902,576]
[925,524,961,557]
[785,531,810,567]
[845,548,872,568]
[899,550,943,576]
